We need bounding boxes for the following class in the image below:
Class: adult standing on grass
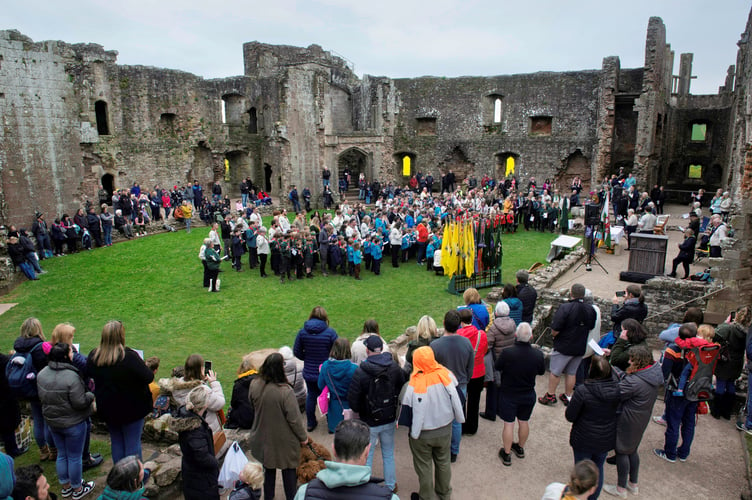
[37,343,96,499]
[205,242,222,293]
[256,227,270,278]
[87,320,154,464]
[250,353,309,500]
[12,318,53,460]
[294,306,338,432]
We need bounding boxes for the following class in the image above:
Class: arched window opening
[494,98,502,123]
[95,100,109,135]
[402,156,411,177]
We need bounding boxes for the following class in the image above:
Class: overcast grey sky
[4,0,750,94]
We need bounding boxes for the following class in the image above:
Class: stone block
[154,457,182,487]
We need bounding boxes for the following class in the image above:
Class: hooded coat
[714,322,748,381]
[319,359,358,432]
[158,377,225,432]
[292,461,398,500]
[615,363,663,454]
[503,298,523,326]
[168,407,219,500]
[249,378,307,470]
[565,372,621,453]
[293,318,338,382]
[486,316,517,358]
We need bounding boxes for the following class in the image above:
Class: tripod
[574,224,608,274]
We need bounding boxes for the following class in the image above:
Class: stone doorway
[557,150,591,192]
[226,151,250,195]
[338,148,368,196]
[494,152,519,180]
[101,173,114,200]
[264,164,273,193]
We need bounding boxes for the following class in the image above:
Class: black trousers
[372,257,381,275]
[202,260,209,287]
[258,253,268,277]
[264,467,297,500]
[463,376,485,435]
[671,257,691,278]
[391,245,400,267]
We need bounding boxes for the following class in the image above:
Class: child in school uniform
[353,241,363,280]
[370,234,383,275]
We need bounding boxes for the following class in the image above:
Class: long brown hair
[91,320,126,367]
[20,317,45,341]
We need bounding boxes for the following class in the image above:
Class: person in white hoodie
[400,346,464,500]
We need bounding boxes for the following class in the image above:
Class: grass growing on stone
[0,226,557,399]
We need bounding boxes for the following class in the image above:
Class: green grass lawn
[0,225,556,399]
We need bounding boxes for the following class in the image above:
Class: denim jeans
[305,380,321,429]
[103,225,113,245]
[107,418,144,464]
[29,399,51,448]
[50,421,87,488]
[367,422,396,490]
[663,393,697,460]
[451,385,467,455]
[573,449,607,500]
[747,370,752,429]
[716,378,736,396]
[26,252,43,273]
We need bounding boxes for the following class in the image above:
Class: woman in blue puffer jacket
[293,306,338,431]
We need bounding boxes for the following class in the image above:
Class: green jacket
[205,246,221,271]
[293,461,398,500]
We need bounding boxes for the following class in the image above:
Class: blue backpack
[6,343,42,399]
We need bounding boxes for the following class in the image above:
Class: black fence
[447,268,502,295]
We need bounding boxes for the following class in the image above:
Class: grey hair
[106,455,142,492]
[516,322,533,343]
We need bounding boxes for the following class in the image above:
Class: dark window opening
[416,117,437,136]
[95,100,110,135]
[159,113,177,135]
[264,163,273,192]
[530,116,552,136]
[248,107,258,134]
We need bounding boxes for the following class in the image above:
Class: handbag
[213,430,227,456]
[317,386,330,416]
[325,370,356,420]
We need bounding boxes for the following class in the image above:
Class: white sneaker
[602,484,627,498]
[652,415,666,426]
[626,482,639,495]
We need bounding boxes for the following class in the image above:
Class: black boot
[720,393,734,420]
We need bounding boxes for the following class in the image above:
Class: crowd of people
[2,274,750,500]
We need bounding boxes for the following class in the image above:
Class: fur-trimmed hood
[158,377,204,406]
[167,406,205,432]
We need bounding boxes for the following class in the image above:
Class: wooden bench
[653,215,669,235]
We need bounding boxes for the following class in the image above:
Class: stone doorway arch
[557,150,591,192]
[101,173,114,201]
[338,148,369,194]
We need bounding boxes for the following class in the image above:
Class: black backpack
[683,345,720,402]
[6,343,42,399]
[367,368,397,425]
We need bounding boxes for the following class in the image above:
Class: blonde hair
[92,320,126,367]
[238,354,256,375]
[697,324,715,341]
[416,315,437,341]
[51,323,76,345]
[239,461,264,489]
[20,317,45,341]
[186,384,210,411]
[463,287,481,305]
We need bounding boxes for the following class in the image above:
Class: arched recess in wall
[101,173,115,202]
[226,151,251,193]
[557,150,591,191]
[440,146,473,183]
[494,152,519,179]
[95,100,110,135]
[222,93,246,126]
[192,143,214,185]
[248,107,258,134]
[263,164,273,193]
[338,148,369,188]
[484,93,504,126]
[393,152,416,178]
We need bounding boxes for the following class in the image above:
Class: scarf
[409,346,452,394]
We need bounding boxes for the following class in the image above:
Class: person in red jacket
[457,308,488,436]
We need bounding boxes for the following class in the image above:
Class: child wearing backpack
[672,324,717,397]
